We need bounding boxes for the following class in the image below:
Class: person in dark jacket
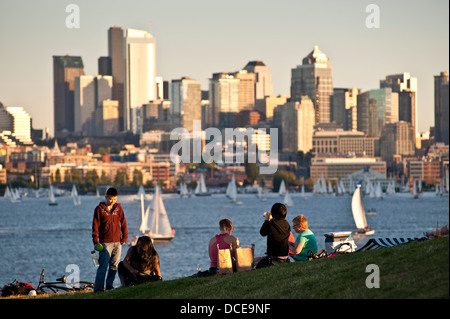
[92,187,128,292]
[256,203,291,268]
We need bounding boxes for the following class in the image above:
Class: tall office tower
[125,28,156,134]
[280,96,315,153]
[98,56,111,76]
[232,70,256,111]
[4,106,32,144]
[53,55,85,137]
[243,61,273,101]
[74,75,113,135]
[108,26,125,131]
[209,72,239,129]
[95,99,119,136]
[291,46,333,125]
[332,88,360,131]
[357,88,396,138]
[380,73,417,145]
[255,94,288,121]
[434,71,449,144]
[170,77,202,132]
[380,121,415,162]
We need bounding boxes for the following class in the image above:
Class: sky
[0,0,448,137]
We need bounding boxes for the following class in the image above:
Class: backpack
[306,249,328,261]
[1,281,35,297]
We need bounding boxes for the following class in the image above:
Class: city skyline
[0,0,448,136]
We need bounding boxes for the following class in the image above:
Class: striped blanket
[357,237,427,251]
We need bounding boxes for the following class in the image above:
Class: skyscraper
[243,61,273,101]
[170,77,202,132]
[108,26,125,131]
[74,75,113,135]
[125,28,157,133]
[209,72,239,129]
[357,88,396,138]
[53,55,84,137]
[332,88,360,131]
[434,71,449,145]
[280,96,315,153]
[291,46,333,125]
[380,73,418,146]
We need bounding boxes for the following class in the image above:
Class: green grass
[27,236,450,299]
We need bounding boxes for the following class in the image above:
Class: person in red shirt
[92,187,128,292]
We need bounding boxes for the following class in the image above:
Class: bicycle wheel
[38,284,73,294]
[68,281,94,291]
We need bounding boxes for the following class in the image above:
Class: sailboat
[278,180,286,196]
[284,189,293,207]
[195,173,211,196]
[71,184,81,207]
[48,185,57,206]
[180,182,190,198]
[410,180,419,199]
[351,183,374,235]
[133,186,175,243]
[228,177,243,205]
[257,185,267,201]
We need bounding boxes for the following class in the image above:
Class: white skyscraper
[6,106,32,144]
[125,28,157,133]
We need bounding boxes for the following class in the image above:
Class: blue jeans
[94,242,122,292]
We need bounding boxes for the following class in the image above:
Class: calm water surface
[0,191,448,288]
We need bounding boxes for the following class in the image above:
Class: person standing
[92,187,128,292]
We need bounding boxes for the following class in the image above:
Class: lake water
[0,191,448,289]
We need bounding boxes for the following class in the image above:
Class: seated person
[256,203,291,268]
[118,236,161,286]
[206,218,239,275]
[425,224,449,239]
[289,214,318,261]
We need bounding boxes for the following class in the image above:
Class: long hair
[136,236,159,272]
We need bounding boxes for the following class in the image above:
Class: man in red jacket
[92,187,128,292]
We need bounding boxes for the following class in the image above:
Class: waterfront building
[312,129,378,157]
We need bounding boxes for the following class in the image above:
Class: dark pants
[256,256,290,269]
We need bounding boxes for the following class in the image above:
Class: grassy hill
[40,236,449,300]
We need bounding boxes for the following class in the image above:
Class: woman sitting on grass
[118,236,161,286]
[289,214,318,261]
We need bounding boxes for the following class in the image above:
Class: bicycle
[36,269,94,294]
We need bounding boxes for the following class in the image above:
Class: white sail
[147,186,173,239]
[351,185,368,231]
[200,174,207,193]
[4,186,11,200]
[375,182,383,199]
[71,184,81,206]
[137,185,146,199]
[278,180,286,196]
[49,185,57,205]
[180,182,189,198]
[284,189,293,207]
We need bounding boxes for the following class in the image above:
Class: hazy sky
[0,0,448,136]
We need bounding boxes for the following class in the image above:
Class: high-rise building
[125,29,157,133]
[380,73,417,145]
[380,121,415,162]
[209,72,239,129]
[232,70,255,111]
[0,106,32,144]
[291,46,333,125]
[170,77,202,132]
[255,95,289,121]
[53,55,85,137]
[280,96,315,153]
[243,61,273,101]
[108,26,125,131]
[74,75,113,135]
[434,71,449,145]
[357,88,397,138]
[95,99,119,136]
[332,88,360,131]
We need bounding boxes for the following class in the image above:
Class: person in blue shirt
[289,214,318,261]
